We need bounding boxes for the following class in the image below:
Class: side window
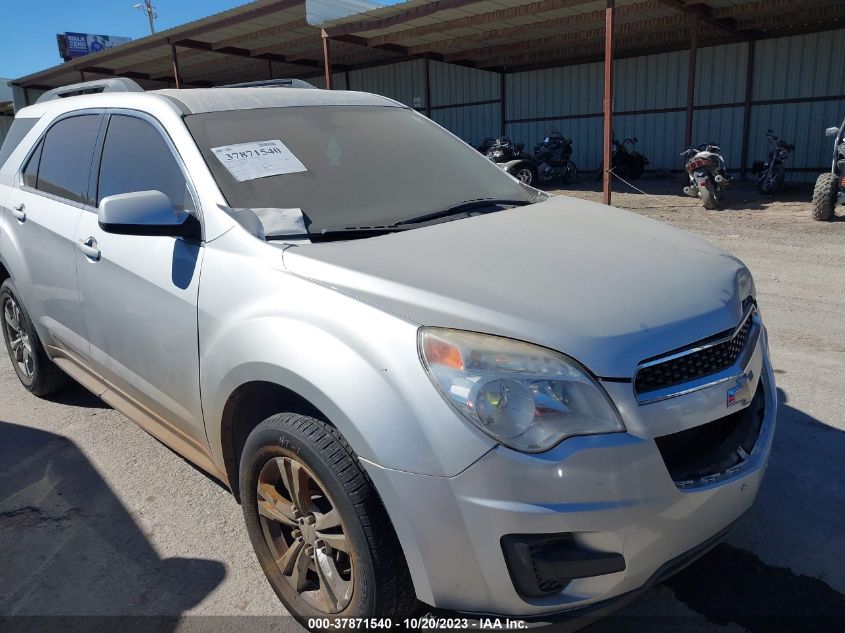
[22,139,43,189]
[36,114,101,204]
[97,115,193,212]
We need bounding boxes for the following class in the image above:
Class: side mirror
[98,190,198,238]
[826,126,839,137]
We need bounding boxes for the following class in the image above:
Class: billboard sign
[58,32,132,61]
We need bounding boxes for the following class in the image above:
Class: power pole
[134,1,157,35]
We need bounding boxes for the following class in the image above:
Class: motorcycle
[681,143,730,210]
[597,134,649,180]
[485,136,530,163]
[752,129,794,195]
[485,126,577,186]
[531,125,577,185]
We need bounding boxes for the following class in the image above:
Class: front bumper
[363,335,776,617]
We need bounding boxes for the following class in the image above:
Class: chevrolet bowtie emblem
[727,371,754,408]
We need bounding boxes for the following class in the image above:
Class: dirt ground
[1,178,843,632]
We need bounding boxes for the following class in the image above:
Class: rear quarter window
[0,118,38,170]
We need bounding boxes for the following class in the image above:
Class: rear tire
[239,413,417,622]
[0,279,69,396]
[700,181,718,210]
[811,172,837,221]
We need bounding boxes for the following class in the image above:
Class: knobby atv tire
[0,279,69,396]
[239,412,417,622]
[811,172,837,221]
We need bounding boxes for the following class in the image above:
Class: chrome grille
[635,306,756,397]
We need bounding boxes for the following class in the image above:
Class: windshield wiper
[392,198,531,226]
[315,197,539,238]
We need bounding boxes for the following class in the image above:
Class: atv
[811,118,845,221]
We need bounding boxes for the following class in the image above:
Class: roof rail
[218,78,317,89]
[35,78,144,103]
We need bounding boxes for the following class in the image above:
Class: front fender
[198,228,495,480]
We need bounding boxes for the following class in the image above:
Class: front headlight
[418,328,624,453]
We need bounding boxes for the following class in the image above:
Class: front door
[75,112,206,448]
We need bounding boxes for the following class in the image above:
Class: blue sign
[63,32,132,59]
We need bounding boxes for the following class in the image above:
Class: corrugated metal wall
[307,28,845,181]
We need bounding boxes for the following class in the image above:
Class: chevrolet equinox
[0,79,775,623]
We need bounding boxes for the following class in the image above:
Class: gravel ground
[1,177,843,632]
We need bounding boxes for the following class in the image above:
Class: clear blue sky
[0,1,256,79]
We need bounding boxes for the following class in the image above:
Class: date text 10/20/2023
[307,617,529,629]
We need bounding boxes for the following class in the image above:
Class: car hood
[282,196,753,378]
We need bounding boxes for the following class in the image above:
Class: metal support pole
[740,39,756,180]
[345,69,351,90]
[500,71,507,137]
[423,58,432,117]
[79,70,86,83]
[321,30,333,90]
[684,14,699,150]
[268,59,273,80]
[602,0,615,206]
[170,44,182,89]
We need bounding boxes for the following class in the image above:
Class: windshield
[185,105,535,234]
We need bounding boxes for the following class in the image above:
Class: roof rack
[35,78,143,103]
[218,78,317,89]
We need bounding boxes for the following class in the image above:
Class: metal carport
[12,0,845,202]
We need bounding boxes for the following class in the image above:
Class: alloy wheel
[515,168,533,184]
[3,297,34,380]
[256,455,354,613]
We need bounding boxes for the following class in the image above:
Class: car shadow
[0,421,226,632]
[42,379,108,409]
[586,387,845,632]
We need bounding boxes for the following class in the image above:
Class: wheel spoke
[4,303,19,333]
[314,546,352,611]
[8,335,22,354]
[290,544,312,592]
[257,482,297,526]
[316,531,349,554]
[314,508,340,531]
[279,458,313,515]
[277,537,305,574]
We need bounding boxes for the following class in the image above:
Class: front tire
[506,162,536,186]
[811,172,837,221]
[0,279,68,396]
[239,413,416,622]
[562,161,578,185]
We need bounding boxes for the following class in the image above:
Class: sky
[0,1,256,80]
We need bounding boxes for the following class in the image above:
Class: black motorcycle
[531,125,577,185]
[485,127,576,186]
[752,129,794,195]
[681,143,730,210]
[597,134,649,180]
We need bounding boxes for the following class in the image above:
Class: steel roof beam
[367,0,606,47]
[406,0,660,56]
[322,0,487,37]
[656,0,752,39]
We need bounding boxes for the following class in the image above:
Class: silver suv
[0,80,775,623]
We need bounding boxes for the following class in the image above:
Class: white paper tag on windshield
[211,140,307,182]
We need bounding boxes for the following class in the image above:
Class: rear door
[1,112,103,359]
[75,110,206,447]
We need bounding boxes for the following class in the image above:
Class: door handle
[79,237,101,261]
[10,203,25,222]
